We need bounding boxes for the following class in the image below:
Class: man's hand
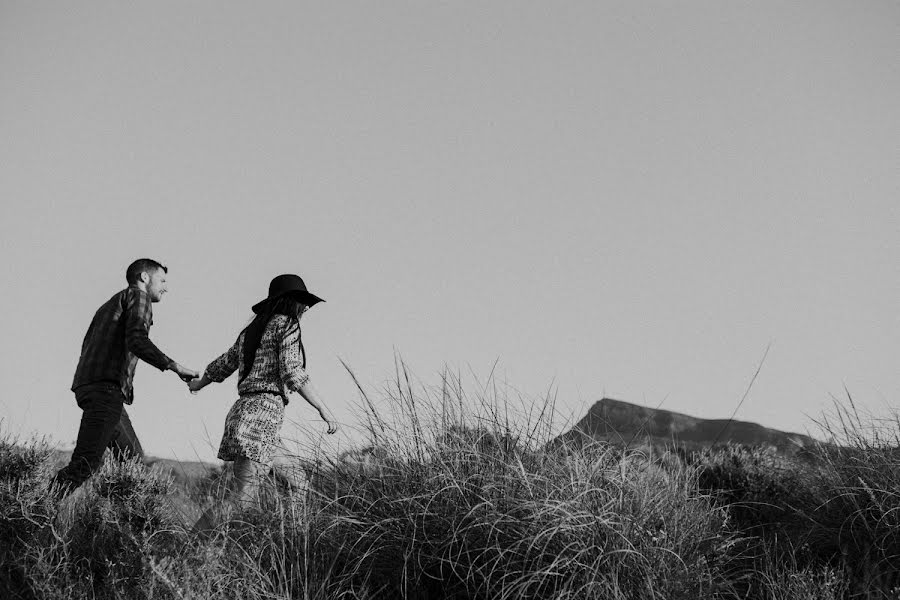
[170,362,199,382]
[187,377,205,393]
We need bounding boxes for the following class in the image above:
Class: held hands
[187,373,210,394]
[187,377,205,394]
[170,362,199,383]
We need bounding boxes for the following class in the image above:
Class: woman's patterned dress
[204,314,309,465]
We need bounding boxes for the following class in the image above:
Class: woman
[189,274,337,531]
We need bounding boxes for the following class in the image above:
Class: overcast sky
[2,1,898,461]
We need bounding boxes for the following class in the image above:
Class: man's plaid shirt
[71,286,173,404]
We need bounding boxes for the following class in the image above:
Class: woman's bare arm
[297,380,337,434]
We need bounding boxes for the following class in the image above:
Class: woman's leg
[228,456,265,505]
[193,457,264,534]
[270,442,309,495]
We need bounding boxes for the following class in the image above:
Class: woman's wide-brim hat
[252,274,325,314]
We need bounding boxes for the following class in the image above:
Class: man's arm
[124,289,197,381]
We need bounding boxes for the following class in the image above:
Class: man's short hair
[126,258,168,285]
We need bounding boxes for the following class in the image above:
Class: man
[53,258,198,495]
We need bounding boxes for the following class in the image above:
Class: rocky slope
[552,397,818,454]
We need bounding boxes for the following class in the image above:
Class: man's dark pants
[53,383,144,495]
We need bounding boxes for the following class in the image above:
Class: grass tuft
[2,374,900,598]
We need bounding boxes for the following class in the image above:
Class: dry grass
[2,372,900,599]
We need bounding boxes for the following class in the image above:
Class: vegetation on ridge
[1,369,899,599]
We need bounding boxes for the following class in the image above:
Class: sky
[1,1,898,462]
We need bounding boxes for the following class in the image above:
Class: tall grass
[694,392,900,598]
[0,432,57,599]
[2,372,900,598]
[311,365,734,599]
[808,395,900,594]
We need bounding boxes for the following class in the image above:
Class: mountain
[551,397,818,454]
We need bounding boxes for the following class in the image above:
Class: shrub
[696,444,816,536]
[5,369,900,599]
[805,403,900,594]
[24,455,186,600]
[295,368,736,599]
[0,430,57,600]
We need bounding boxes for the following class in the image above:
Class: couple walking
[53,258,337,524]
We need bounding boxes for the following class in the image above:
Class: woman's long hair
[239,295,305,383]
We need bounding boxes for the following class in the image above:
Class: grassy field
[2,372,899,599]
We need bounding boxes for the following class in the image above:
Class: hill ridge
[553,397,818,453]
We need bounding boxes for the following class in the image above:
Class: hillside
[49,449,221,488]
[552,397,818,454]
